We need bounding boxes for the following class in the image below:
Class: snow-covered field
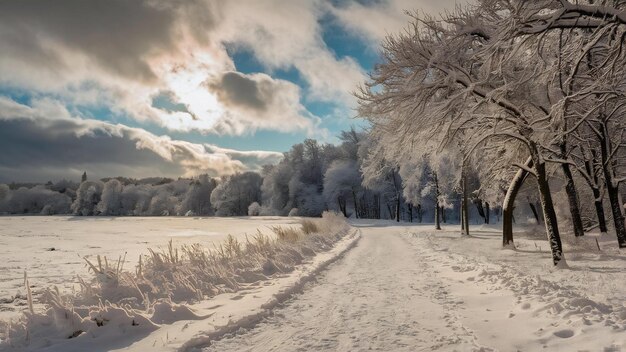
[1,217,625,351]
[0,216,302,321]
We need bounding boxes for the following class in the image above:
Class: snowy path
[203,225,490,352]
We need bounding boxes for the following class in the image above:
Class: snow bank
[0,212,357,351]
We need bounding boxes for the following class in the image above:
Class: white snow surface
[0,216,303,321]
[1,217,625,351]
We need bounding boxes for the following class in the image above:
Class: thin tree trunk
[408,203,413,223]
[560,144,585,237]
[530,144,565,266]
[474,200,485,221]
[338,197,347,218]
[503,157,532,247]
[485,202,490,224]
[435,202,441,230]
[462,173,469,235]
[461,198,465,231]
[441,206,446,223]
[434,172,441,230]
[396,196,401,223]
[417,203,422,223]
[352,189,359,219]
[592,189,608,233]
[583,151,608,232]
[529,202,540,224]
[599,125,626,247]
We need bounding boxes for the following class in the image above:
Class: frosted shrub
[96,179,123,215]
[318,211,351,236]
[300,219,319,235]
[288,208,299,217]
[72,181,104,216]
[3,185,72,214]
[248,202,261,216]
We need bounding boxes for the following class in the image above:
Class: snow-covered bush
[288,208,299,217]
[72,181,104,216]
[96,179,123,215]
[248,201,261,216]
[119,184,152,215]
[1,185,72,214]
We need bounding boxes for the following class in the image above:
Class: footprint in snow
[553,329,575,338]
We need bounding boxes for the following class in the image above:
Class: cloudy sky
[0,0,458,183]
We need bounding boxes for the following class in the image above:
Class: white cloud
[216,0,366,105]
[330,0,463,44]
[0,97,283,182]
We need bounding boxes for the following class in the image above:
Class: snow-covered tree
[97,179,123,216]
[211,172,262,216]
[248,201,261,216]
[72,181,104,216]
[179,175,216,216]
[323,160,362,217]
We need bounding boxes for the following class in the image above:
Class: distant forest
[0,128,477,223]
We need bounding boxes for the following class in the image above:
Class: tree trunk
[503,157,532,246]
[338,197,347,217]
[434,172,441,230]
[461,199,465,231]
[583,152,608,232]
[441,206,446,223]
[530,144,565,266]
[485,202,490,224]
[435,202,441,230]
[474,200,485,221]
[462,173,469,236]
[599,125,626,247]
[351,189,359,219]
[592,189,608,233]
[396,196,401,223]
[416,203,422,223]
[408,203,413,223]
[529,202,540,224]
[560,145,585,237]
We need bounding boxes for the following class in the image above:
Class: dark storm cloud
[0,119,171,170]
[0,98,283,183]
[209,72,270,111]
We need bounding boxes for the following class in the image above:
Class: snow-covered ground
[0,216,302,321]
[204,222,626,351]
[1,217,625,351]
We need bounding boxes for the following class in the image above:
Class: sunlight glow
[162,55,225,131]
